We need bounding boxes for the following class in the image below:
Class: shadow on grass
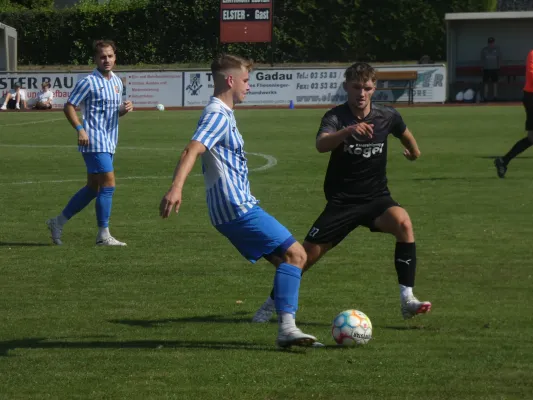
[108,311,330,328]
[0,336,290,357]
[383,325,428,331]
[411,177,497,182]
[477,155,533,159]
[0,242,51,247]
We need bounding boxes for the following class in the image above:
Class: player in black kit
[253,62,432,323]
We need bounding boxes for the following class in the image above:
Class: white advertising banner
[0,73,76,108]
[116,71,183,108]
[0,71,183,109]
[183,64,447,106]
[0,64,445,109]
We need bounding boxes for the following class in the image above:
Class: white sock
[278,312,296,333]
[56,213,68,226]
[98,227,110,240]
[400,284,413,301]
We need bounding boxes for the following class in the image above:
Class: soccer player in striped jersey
[494,49,533,177]
[46,40,133,246]
[159,54,320,348]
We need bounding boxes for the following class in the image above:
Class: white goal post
[0,22,17,72]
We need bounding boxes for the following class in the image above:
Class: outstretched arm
[399,128,421,161]
[316,123,374,153]
[159,140,207,218]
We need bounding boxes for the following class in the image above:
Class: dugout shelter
[445,11,533,101]
[0,23,17,72]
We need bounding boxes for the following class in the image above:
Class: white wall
[453,19,533,66]
[447,17,533,100]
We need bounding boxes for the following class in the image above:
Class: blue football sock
[62,186,98,220]
[96,186,115,228]
[273,263,302,316]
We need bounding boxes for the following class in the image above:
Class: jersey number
[308,227,320,238]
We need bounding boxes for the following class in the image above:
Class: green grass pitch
[1,105,532,399]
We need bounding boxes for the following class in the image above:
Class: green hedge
[0,0,487,65]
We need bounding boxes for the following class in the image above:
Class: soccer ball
[156,103,165,111]
[332,309,372,346]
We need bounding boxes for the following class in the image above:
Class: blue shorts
[82,152,114,174]
[215,206,297,263]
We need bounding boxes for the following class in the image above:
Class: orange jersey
[525,50,533,93]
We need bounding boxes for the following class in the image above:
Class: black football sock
[395,242,416,288]
[502,138,532,165]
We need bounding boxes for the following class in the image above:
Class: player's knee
[87,179,99,192]
[527,131,533,143]
[398,217,413,235]
[284,243,307,269]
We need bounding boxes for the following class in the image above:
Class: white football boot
[277,328,318,348]
[252,298,275,323]
[96,236,127,246]
[401,295,432,320]
[46,218,63,245]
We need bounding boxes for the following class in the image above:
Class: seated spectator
[34,82,54,110]
[1,82,28,110]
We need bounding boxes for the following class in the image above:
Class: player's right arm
[159,111,229,219]
[316,112,373,153]
[64,78,91,147]
[159,140,207,218]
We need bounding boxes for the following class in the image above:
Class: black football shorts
[304,196,401,247]
[523,91,533,131]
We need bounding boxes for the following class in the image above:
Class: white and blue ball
[332,309,372,346]
[156,103,165,111]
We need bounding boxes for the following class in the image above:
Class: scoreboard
[220,0,273,43]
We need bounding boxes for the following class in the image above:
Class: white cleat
[401,296,432,320]
[96,236,127,246]
[276,329,317,348]
[46,218,63,245]
[15,103,20,110]
[0,104,6,110]
[252,298,275,323]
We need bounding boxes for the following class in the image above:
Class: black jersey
[318,102,407,204]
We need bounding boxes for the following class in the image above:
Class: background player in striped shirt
[159,54,320,348]
[46,40,133,246]
[494,49,533,177]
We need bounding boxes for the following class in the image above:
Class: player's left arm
[527,51,533,84]
[118,80,133,116]
[119,101,133,117]
[399,129,421,161]
[390,110,420,161]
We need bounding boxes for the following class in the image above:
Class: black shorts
[483,69,499,83]
[304,196,401,246]
[7,99,17,109]
[523,91,533,131]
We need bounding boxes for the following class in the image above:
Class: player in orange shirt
[494,50,533,177]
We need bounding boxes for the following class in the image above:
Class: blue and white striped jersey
[68,69,123,153]
[192,97,258,226]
